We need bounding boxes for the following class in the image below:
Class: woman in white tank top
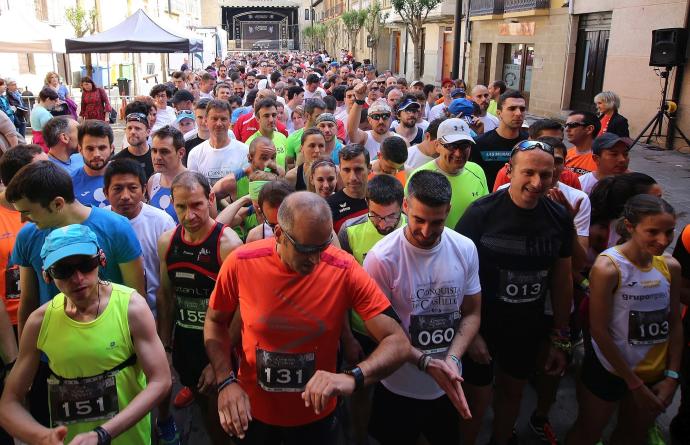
[567,194,682,445]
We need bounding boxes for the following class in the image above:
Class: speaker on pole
[650,28,688,67]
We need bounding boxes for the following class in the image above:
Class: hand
[426,357,471,419]
[354,82,367,101]
[217,382,252,439]
[66,431,98,445]
[467,335,492,365]
[651,377,679,407]
[341,335,365,367]
[631,382,666,414]
[301,370,355,415]
[544,345,567,376]
[197,363,216,395]
[38,426,68,445]
[469,116,484,135]
[547,188,582,219]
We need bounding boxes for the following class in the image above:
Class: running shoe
[173,386,194,408]
[156,415,180,445]
[529,411,560,445]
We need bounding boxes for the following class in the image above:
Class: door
[442,29,453,80]
[500,43,534,105]
[570,13,611,111]
[477,43,492,86]
[392,31,401,74]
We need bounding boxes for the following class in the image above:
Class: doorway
[477,43,492,86]
[500,43,534,104]
[441,28,453,81]
[392,31,401,74]
[570,12,612,111]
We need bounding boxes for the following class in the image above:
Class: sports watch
[343,366,364,391]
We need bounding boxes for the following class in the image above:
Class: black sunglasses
[48,255,100,280]
[369,113,391,121]
[442,141,472,151]
[283,230,332,254]
[510,140,554,158]
[564,122,587,129]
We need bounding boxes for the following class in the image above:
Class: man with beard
[245,71,257,91]
[393,97,424,146]
[42,116,83,174]
[71,120,115,208]
[365,170,479,445]
[348,83,402,161]
[315,113,343,164]
[327,144,371,233]
[471,85,499,133]
[408,119,488,229]
[113,108,154,179]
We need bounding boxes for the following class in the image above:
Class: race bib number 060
[256,348,315,393]
[48,372,119,425]
[409,312,460,354]
[498,269,548,304]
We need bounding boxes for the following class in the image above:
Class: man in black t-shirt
[113,112,154,180]
[455,141,574,445]
[471,90,528,187]
[326,144,370,232]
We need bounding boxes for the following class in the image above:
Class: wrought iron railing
[469,0,505,15]
[504,0,550,13]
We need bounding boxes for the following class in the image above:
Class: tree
[364,0,389,67]
[341,9,367,56]
[65,4,97,77]
[325,20,340,56]
[391,0,442,79]
[303,25,327,51]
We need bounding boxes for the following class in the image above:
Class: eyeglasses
[564,122,587,129]
[509,140,554,158]
[369,113,391,121]
[48,255,100,280]
[368,211,401,225]
[442,141,472,151]
[282,229,333,254]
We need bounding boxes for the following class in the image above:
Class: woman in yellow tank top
[0,225,170,445]
[567,194,683,445]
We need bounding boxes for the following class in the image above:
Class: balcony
[504,0,549,13]
[469,0,504,16]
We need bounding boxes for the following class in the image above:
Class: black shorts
[369,384,459,445]
[462,313,549,386]
[580,348,629,402]
[234,413,338,445]
[172,329,209,388]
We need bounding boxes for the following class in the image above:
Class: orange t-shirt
[368,170,407,187]
[493,165,582,191]
[565,148,597,176]
[0,206,24,325]
[209,238,391,427]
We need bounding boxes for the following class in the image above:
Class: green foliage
[341,9,368,53]
[391,0,442,78]
[65,5,97,38]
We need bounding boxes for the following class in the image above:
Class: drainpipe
[451,0,465,78]
[403,27,408,76]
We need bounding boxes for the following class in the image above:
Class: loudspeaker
[650,28,688,67]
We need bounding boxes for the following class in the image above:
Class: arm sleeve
[10,226,32,267]
[337,225,352,255]
[187,146,200,172]
[574,194,591,237]
[113,217,143,261]
[455,204,482,245]
[464,241,482,295]
[209,252,240,313]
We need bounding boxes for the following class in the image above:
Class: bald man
[205,192,466,443]
[471,85,499,133]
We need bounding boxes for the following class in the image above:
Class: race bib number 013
[628,308,669,345]
[256,348,315,393]
[48,372,119,425]
[176,296,208,330]
[409,312,460,354]
[498,269,548,304]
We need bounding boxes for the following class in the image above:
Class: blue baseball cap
[40,224,100,270]
[450,88,466,98]
[397,98,421,112]
[175,110,195,123]
[448,98,475,117]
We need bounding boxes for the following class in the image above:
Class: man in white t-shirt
[303,73,327,99]
[187,100,249,200]
[405,117,444,174]
[471,85,499,134]
[578,132,630,195]
[364,170,479,445]
[104,158,176,314]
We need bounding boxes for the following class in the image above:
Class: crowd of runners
[0,49,686,445]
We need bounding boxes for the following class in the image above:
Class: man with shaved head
[471,84,499,133]
[205,192,466,443]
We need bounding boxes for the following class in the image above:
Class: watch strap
[93,426,111,445]
[664,369,680,380]
[354,99,366,105]
[344,366,364,391]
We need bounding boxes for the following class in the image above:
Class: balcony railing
[469,0,505,16]
[504,0,549,13]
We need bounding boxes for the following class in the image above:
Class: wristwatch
[343,366,364,391]
[354,99,366,105]
[93,426,111,445]
[664,369,680,380]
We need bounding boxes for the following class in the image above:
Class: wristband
[664,369,680,380]
[354,99,365,105]
[576,278,590,291]
[627,378,644,391]
[217,373,238,393]
[417,353,432,372]
[448,354,463,376]
[93,426,112,445]
[550,337,572,354]
[343,366,365,391]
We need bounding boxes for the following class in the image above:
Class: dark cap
[171,89,195,104]
[450,88,466,98]
[592,133,632,155]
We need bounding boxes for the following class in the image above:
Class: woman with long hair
[79,76,112,122]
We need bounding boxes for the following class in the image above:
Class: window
[305,8,310,20]
[18,53,36,75]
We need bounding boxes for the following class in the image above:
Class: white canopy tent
[0,11,65,54]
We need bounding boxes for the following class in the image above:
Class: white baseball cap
[436,118,475,144]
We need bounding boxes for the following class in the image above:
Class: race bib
[5,265,19,300]
[176,295,208,330]
[498,269,548,304]
[256,348,315,393]
[48,372,119,425]
[409,312,460,354]
[628,308,669,345]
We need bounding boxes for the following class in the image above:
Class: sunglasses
[369,113,391,121]
[442,141,472,151]
[48,255,100,280]
[510,140,554,158]
[283,229,333,254]
[564,122,587,129]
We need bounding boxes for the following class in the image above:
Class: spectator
[78,76,111,122]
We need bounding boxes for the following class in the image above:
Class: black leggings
[233,413,339,445]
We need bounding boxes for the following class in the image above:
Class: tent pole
[132,52,138,98]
